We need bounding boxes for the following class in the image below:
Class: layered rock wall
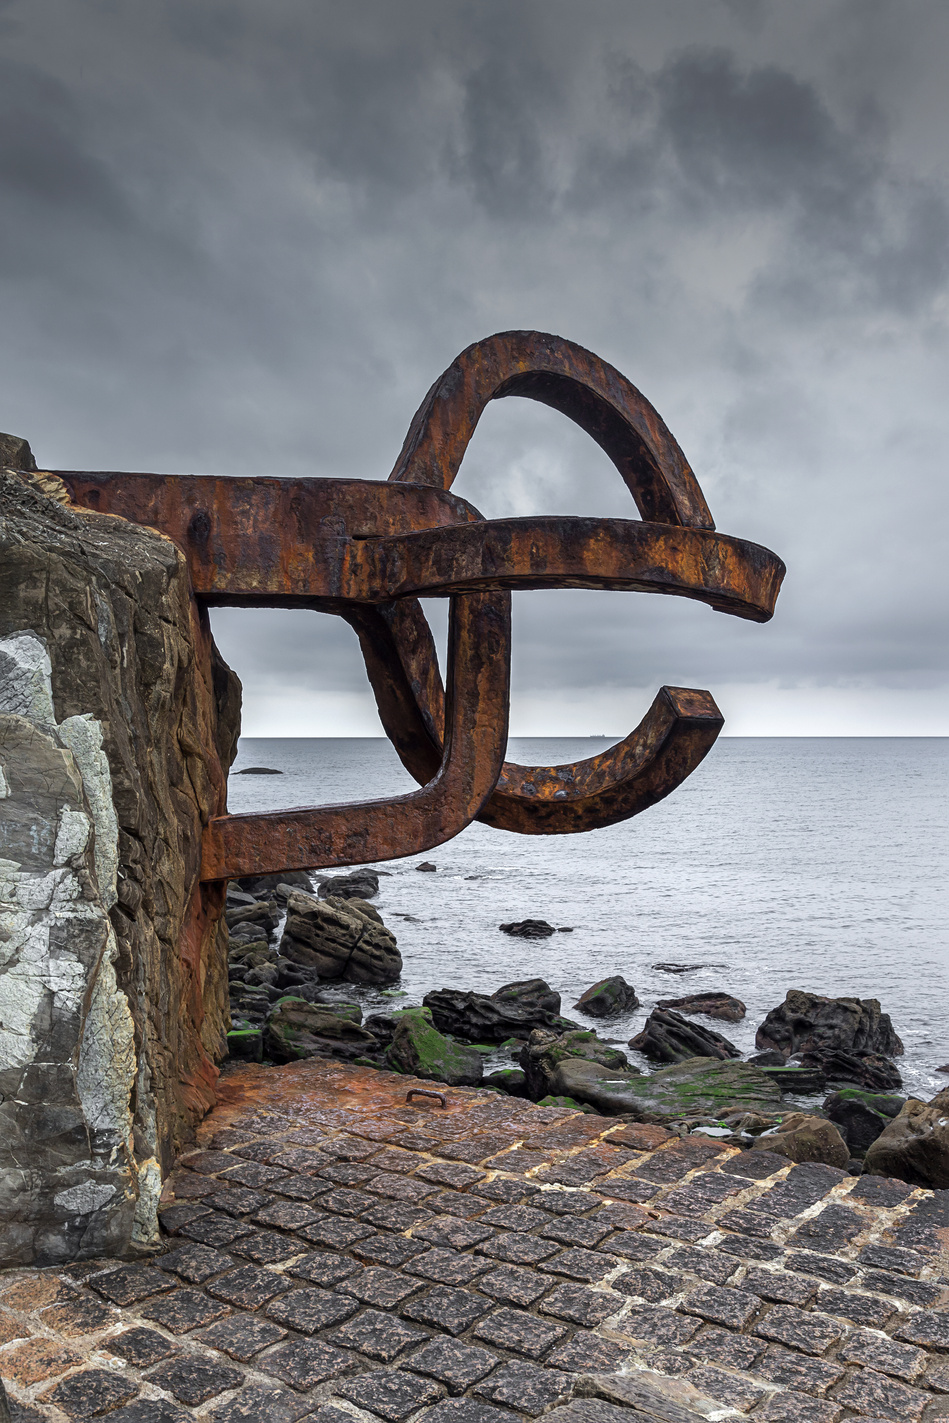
[0,457,240,1265]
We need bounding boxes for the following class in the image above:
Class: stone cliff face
[0,454,240,1265]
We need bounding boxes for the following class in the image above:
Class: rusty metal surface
[59,329,784,878]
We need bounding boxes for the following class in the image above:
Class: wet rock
[752,1113,850,1168]
[656,992,746,1023]
[652,962,727,974]
[574,976,640,1018]
[226,1029,264,1062]
[629,1009,741,1064]
[225,899,279,934]
[863,1087,949,1188]
[280,890,401,984]
[484,1069,529,1097]
[236,765,282,774]
[749,1050,786,1067]
[548,1055,782,1121]
[499,919,556,939]
[423,979,576,1043]
[265,999,380,1064]
[824,1089,905,1155]
[316,869,380,901]
[756,989,904,1060]
[417,861,437,872]
[520,1029,633,1100]
[758,1065,827,1094]
[385,1008,484,1086]
[237,870,312,898]
[801,1049,902,1092]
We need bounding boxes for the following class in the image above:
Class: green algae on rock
[385,1007,484,1086]
[547,1055,782,1121]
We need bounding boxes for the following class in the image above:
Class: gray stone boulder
[499,919,555,938]
[824,1089,906,1155]
[280,890,401,984]
[519,1029,633,1101]
[547,1055,782,1121]
[863,1086,949,1188]
[629,1008,741,1064]
[574,977,640,1018]
[800,1049,902,1093]
[385,1007,483,1086]
[423,978,576,1043]
[756,989,903,1059]
[317,869,380,901]
[751,1113,850,1168]
[265,999,380,1064]
[657,991,746,1023]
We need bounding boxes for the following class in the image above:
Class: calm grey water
[226,738,948,1100]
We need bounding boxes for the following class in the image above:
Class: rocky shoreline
[223,870,949,1194]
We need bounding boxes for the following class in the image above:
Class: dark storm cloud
[1,1,946,728]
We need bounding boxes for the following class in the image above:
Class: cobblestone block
[276,1173,332,1201]
[536,1192,604,1216]
[718,1209,780,1240]
[474,1358,571,1414]
[89,1265,175,1305]
[598,1232,663,1262]
[269,1147,333,1172]
[659,1176,745,1215]
[475,1233,557,1265]
[753,1163,845,1219]
[105,1327,179,1367]
[416,1218,495,1250]
[319,1162,375,1186]
[858,1244,928,1276]
[221,1160,292,1189]
[650,1215,713,1242]
[473,1178,540,1204]
[405,1336,500,1392]
[816,1284,896,1327]
[39,1294,116,1335]
[426,1191,491,1219]
[265,1286,359,1333]
[589,1202,647,1231]
[319,1186,378,1216]
[547,1333,629,1373]
[334,1367,445,1420]
[788,1204,865,1254]
[834,1365,931,1420]
[539,1282,618,1326]
[612,1268,681,1302]
[755,1343,845,1394]
[717,1150,787,1180]
[98,1401,191,1422]
[0,1277,72,1310]
[0,1310,25,1346]
[685,1363,770,1412]
[196,1311,287,1359]
[366,1172,438,1203]
[370,1147,425,1173]
[847,1175,916,1208]
[156,1244,233,1283]
[423,1400,519,1423]
[862,1270,945,1306]
[361,1201,434,1231]
[403,1284,494,1335]
[741,1268,816,1306]
[40,1367,139,1415]
[298,1216,376,1248]
[782,1251,855,1284]
[251,1199,324,1232]
[471,1305,568,1357]
[327,1307,430,1361]
[355,1234,429,1268]
[484,1149,551,1173]
[669,1247,738,1284]
[595,1179,659,1204]
[539,1217,612,1248]
[338,1265,422,1307]
[477,1265,551,1307]
[176,1213,256,1248]
[208,1264,294,1308]
[286,1250,360,1286]
[478,1203,548,1232]
[838,1327,927,1380]
[261,1338,356,1389]
[158,1202,212,1233]
[1,1337,81,1385]
[140,1286,231,1333]
[181,1149,235,1175]
[147,1355,243,1405]
[541,1247,614,1282]
[416,1161,486,1188]
[689,1326,766,1371]
[753,1303,843,1354]
[407,1249,493,1286]
[615,1305,702,1347]
[679,1283,760,1329]
[230,1228,303,1262]
[718,1235,784,1262]
[209,1384,314,1422]
[749,1392,842,1422]
[895,1308,949,1349]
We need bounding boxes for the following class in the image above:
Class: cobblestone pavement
[2,1059,949,1422]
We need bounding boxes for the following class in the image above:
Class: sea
[226,737,948,1102]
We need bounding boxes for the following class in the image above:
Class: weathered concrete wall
[0,455,240,1265]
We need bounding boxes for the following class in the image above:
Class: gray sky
[3,0,947,735]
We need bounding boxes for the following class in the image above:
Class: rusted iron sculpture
[61,332,784,881]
